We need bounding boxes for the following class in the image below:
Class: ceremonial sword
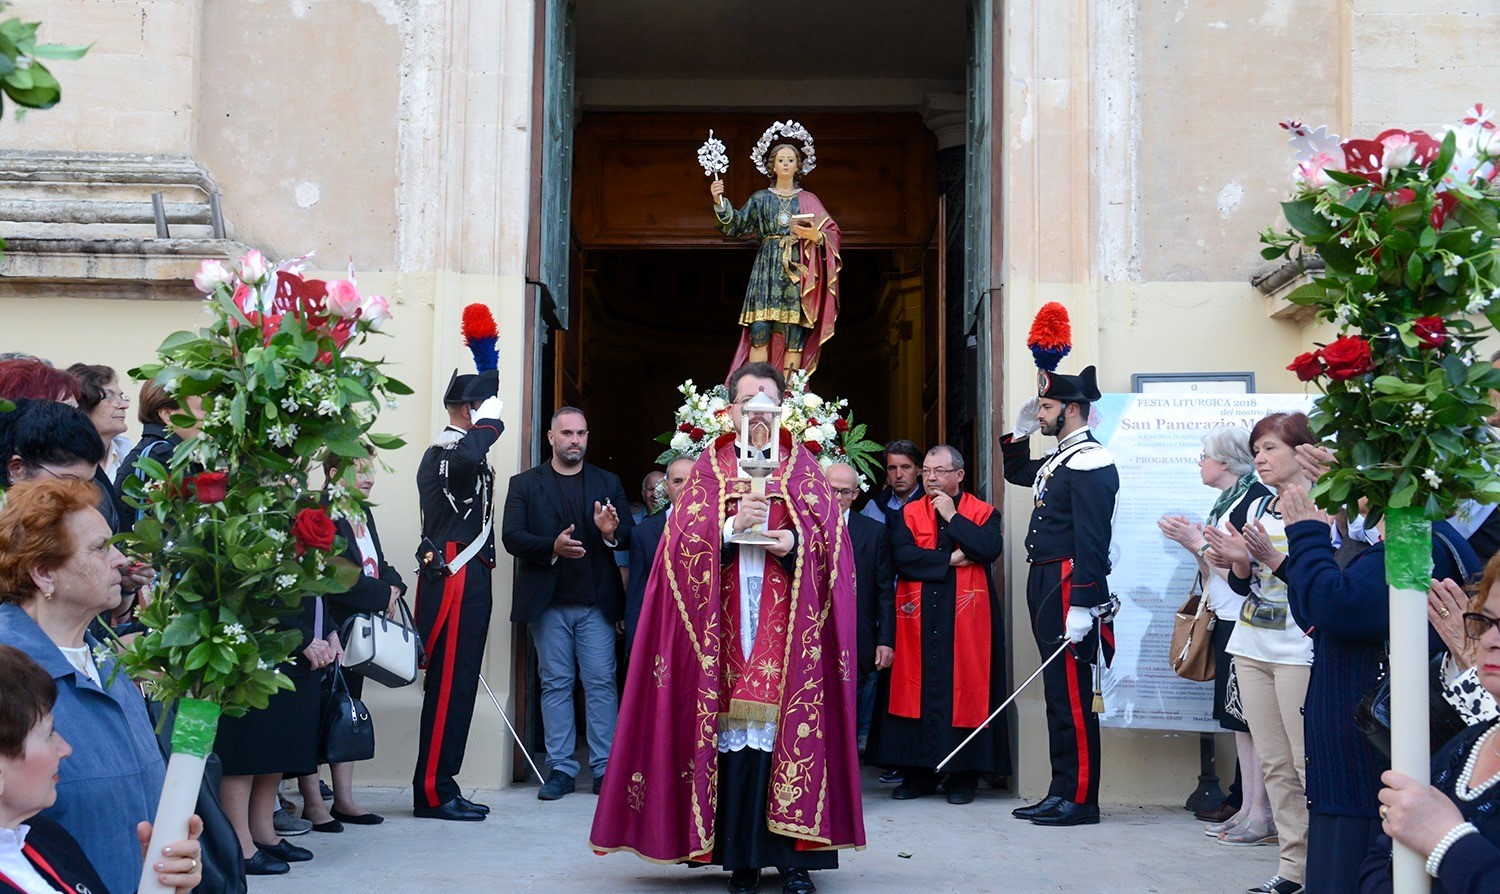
[477,672,546,783]
[936,639,1073,772]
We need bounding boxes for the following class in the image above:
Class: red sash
[890,494,993,727]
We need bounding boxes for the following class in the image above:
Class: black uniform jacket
[417,419,503,565]
[1000,429,1119,609]
[502,462,633,625]
[623,508,668,650]
[847,509,896,675]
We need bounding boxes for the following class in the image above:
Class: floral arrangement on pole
[1261,106,1500,521]
[655,371,884,485]
[1261,106,1500,894]
[119,250,411,894]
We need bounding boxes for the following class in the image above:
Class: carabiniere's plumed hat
[443,303,500,404]
[1027,301,1101,403]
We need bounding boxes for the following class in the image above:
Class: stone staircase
[0,150,249,300]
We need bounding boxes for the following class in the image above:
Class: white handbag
[340,596,423,688]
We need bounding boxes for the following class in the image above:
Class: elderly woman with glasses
[1359,552,1500,892]
[1160,426,1275,845]
[0,644,202,894]
[65,364,133,484]
[0,479,170,894]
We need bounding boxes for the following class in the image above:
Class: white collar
[0,825,28,849]
[1057,427,1092,449]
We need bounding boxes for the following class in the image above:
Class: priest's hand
[874,646,894,670]
[553,524,586,559]
[734,493,771,533]
[948,548,972,568]
[929,489,957,522]
[1064,606,1093,643]
[594,500,620,539]
[763,529,795,558]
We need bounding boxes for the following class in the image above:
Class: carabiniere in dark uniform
[412,369,503,821]
[1000,364,1119,828]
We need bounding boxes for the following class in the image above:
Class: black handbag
[147,701,248,894]
[1353,651,1468,760]
[1353,530,1471,760]
[320,664,375,764]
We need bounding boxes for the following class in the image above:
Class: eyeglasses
[36,465,88,482]
[1463,612,1500,640]
[831,487,858,497]
[103,389,130,405]
[920,467,956,477]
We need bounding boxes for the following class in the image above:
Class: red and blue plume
[461,303,499,372]
[1027,302,1071,372]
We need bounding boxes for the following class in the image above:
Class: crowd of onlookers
[1162,405,1500,894]
[0,353,404,890]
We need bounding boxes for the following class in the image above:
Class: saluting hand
[553,524,586,559]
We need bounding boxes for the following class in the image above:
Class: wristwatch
[1195,542,1212,558]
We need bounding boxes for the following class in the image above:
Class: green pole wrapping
[170,696,221,759]
[1384,505,1433,894]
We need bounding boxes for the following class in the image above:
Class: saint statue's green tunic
[715,189,807,333]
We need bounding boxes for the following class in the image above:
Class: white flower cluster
[222,622,248,644]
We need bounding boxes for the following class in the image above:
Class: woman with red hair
[0,360,80,405]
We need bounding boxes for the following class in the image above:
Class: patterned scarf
[1208,471,1258,527]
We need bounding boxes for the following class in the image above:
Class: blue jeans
[529,604,617,777]
[857,671,878,742]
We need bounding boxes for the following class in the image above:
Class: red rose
[833,418,849,433]
[806,418,819,427]
[678,422,693,433]
[1320,335,1374,381]
[805,441,823,455]
[689,427,705,441]
[1387,188,1416,207]
[291,507,337,556]
[1287,351,1324,382]
[1413,316,1447,350]
[191,471,228,504]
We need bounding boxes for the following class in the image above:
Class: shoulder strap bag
[1169,572,1216,682]
[340,595,423,688]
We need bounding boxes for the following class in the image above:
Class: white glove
[1013,397,1041,438]
[472,396,504,424]
[1064,606,1093,643]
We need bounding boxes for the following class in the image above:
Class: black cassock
[869,502,1010,777]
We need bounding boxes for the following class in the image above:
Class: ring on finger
[1439,608,1451,618]
[1380,805,1389,821]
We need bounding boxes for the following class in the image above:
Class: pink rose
[236,250,270,285]
[193,259,234,295]
[359,293,392,330]
[326,280,362,319]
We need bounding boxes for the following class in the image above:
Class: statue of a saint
[711,120,842,377]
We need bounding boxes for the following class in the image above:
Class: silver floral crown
[751,119,817,176]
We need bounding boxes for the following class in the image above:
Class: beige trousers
[1233,655,1311,884]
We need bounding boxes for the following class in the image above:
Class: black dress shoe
[244,850,290,876]
[330,808,385,825]
[891,775,938,800]
[538,769,576,801]
[944,777,978,805]
[1012,795,1064,820]
[1030,800,1100,826]
[254,839,313,863]
[727,867,761,894]
[782,867,816,894]
[320,780,334,801]
[413,798,486,822]
[307,818,343,833]
[456,796,490,815]
[592,773,605,795]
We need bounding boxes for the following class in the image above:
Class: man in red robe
[590,362,864,894]
[870,444,1009,805]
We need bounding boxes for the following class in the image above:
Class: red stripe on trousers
[1060,559,1090,804]
[422,542,467,807]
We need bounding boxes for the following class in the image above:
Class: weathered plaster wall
[1352,2,1500,135]
[1134,0,1343,283]
[196,0,401,264]
[0,0,199,153]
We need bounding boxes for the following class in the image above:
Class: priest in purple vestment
[590,362,864,894]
